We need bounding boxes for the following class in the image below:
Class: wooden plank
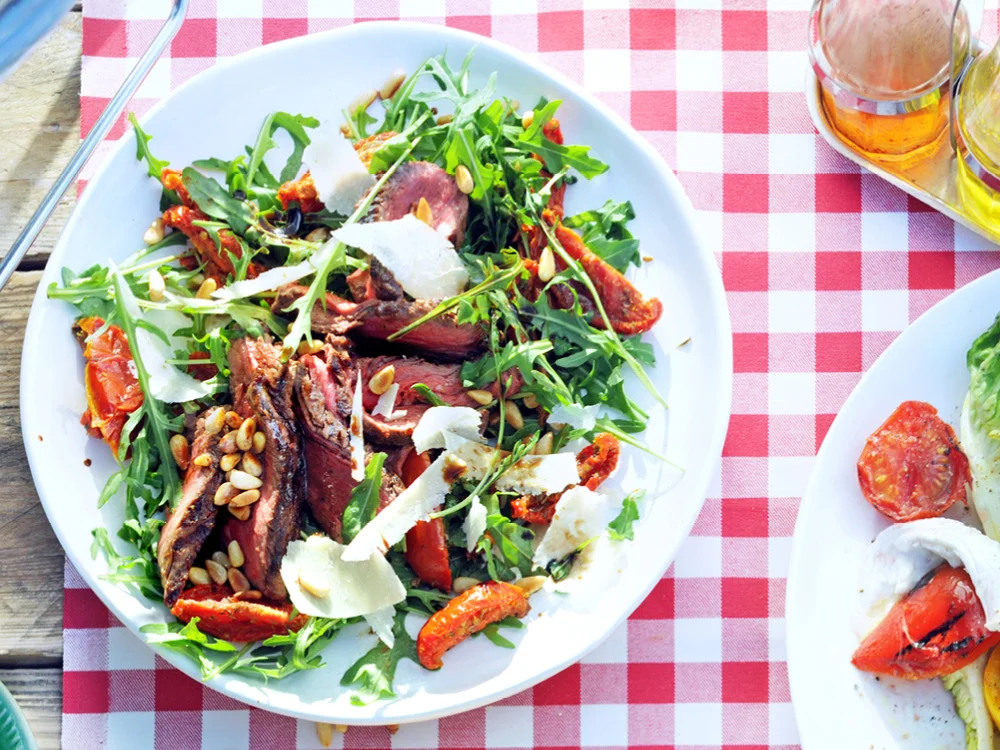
[0,668,61,750]
[0,13,82,264]
[0,272,64,665]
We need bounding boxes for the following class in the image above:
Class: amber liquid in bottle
[957,41,1000,238]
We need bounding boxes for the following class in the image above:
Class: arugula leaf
[480,616,524,649]
[245,111,319,187]
[460,339,553,389]
[340,610,419,704]
[181,167,255,235]
[128,112,170,179]
[608,490,644,541]
[564,199,640,272]
[411,383,446,407]
[342,452,386,544]
[518,130,608,179]
[366,132,415,174]
[483,513,536,579]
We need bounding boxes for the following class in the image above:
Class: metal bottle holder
[806,0,1000,243]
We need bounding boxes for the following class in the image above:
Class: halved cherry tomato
[170,584,308,642]
[857,401,971,522]
[852,566,1000,680]
[403,450,453,592]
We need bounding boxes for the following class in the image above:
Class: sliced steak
[346,258,405,303]
[365,161,469,246]
[221,338,304,600]
[157,413,223,607]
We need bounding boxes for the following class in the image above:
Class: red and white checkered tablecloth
[60,0,1000,747]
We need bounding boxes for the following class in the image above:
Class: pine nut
[218,431,239,454]
[189,273,206,289]
[339,123,352,138]
[229,504,250,521]
[204,407,226,435]
[225,411,243,429]
[205,559,228,585]
[414,196,434,226]
[298,569,330,599]
[188,566,211,586]
[229,470,262,490]
[436,113,454,125]
[228,540,245,568]
[147,269,166,302]
[192,453,212,467]
[305,227,330,243]
[522,111,534,129]
[241,451,262,477]
[219,453,241,472]
[515,575,547,596]
[523,393,539,409]
[211,551,231,569]
[317,723,334,748]
[229,489,260,508]
[169,434,190,470]
[453,576,480,594]
[236,417,256,451]
[144,217,165,245]
[252,431,266,454]
[228,567,250,593]
[509,99,520,112]
[297,339,324,355]
[454,164,474,195]
[195,277,217,300]
[503,400,524,430]
[214,482,239,506]
[533,432,554,455]
[349,88,378,115]
[233,590,262,601]
[379,69,406,100]
[538,246,556,282]
[467,389,493,406]
[369,364,395,395]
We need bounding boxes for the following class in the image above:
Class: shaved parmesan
[213,238,343,301]
[304,128,375,215]
[464,495,488,553]
[411,406,483,453]
[449,441,579,495]
[332,215,469,300]
[533,486,611,569]
[372,383,406,421]
[548,403,600,431]
[280,535,405,619]
[350,372,365,481]
[364,605,397,648]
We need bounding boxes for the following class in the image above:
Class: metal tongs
[0,0,189,291]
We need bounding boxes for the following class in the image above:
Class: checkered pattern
[64,0,1000,746]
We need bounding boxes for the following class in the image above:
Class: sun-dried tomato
[511,433,620,525]
[542,118,564,145]
[354,130,399,169]
[186,351,218,381]
[160,168,193,207]
[416,581,530,669]
[171,584,308,642]
[277,172,324,214]
[161,204,258,282]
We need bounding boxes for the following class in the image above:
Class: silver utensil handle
[0,0,189,291]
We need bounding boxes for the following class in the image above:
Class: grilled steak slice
[221,338,304,600]
[346,258,405,303]
[365,161,469,246]
[272,285,485,361]
[296,341,405,540]
[157,413,223,607]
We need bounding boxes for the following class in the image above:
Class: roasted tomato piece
[401,451,453,592]
[857,400,971,522]
[417,581,530,670]
[354,130,399,169]
[852,566,1000,679]
[186,351,218,381]
[171,584,308,642]
[277,171,324,214]
[161,204,259,282]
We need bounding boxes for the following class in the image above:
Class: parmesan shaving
[548,403,600,431]
[412,406,483,453]
[533,486,611,569]
[464,495,488,553]
[350,372,365,482]
[364,605,397,648]
[371,383,407,421]
[213,238,342,301]
[303,128,375,215]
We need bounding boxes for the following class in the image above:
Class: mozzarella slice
[533,486,611,569]
[411,406,483,453]
[548,403,600,431]
[332,215,469,300]
[303,129,375,215]
[350,372,364,482]
[280,535,406,619]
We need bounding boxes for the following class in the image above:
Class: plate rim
[20,20,733,724]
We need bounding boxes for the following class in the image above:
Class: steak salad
[49,51,666,702]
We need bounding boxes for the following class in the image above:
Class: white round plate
[20,22,732,724]
[787,270,1000,748]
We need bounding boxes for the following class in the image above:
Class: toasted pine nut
[204,407,226,435]
[144,217,165,245]
[522,111,534,129]
[436,113,454,125]
[379,69,406,100]
[453,576,480,594]
[503,400,524,430]
[339,123,352,138]
[467,389,493,406]
[188,566,211,586]
[219,453,241,472]
[218,431,239,454]
[229,504,251,521]
[369,364,395,395]
[236,417,256,451]
[228,567,250,593]
[233,590,262,601]
[241,451,263,477]
[538,246,556,282]
[297,339,324,355]
[229,489,260,508]
[414,196,434,226]
[317,723,334,748]
[455,164,474,195]
[252,431,266,454]
[522,393,539,409]
[195,277,217,300]
[147,269,166,302]
[533,432,554,455]
[509,99,520,112]
[305,227,330,243]
[349,88,378,115]
[214,482,239,506]
[298,569,330,599]
[192,453,212,467]
[225,410,243,429]
[205,559,228,585]
[515,575,547,596]
[169,434,190,470]
[228,540,245,568]
[229,470,262,491]
[211,551,231,569]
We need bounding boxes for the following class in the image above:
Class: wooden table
[0,8,84,747]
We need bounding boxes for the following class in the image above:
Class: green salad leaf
[342,452,386,544]
[340,610,419,705]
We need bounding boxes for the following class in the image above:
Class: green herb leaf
[128,112,170,179]
[342,452,386,544]
[411,383,446,407]
[608,490,644,541]
[340,610,419,704]
[181,167,255,235]
[245,111,319,188]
